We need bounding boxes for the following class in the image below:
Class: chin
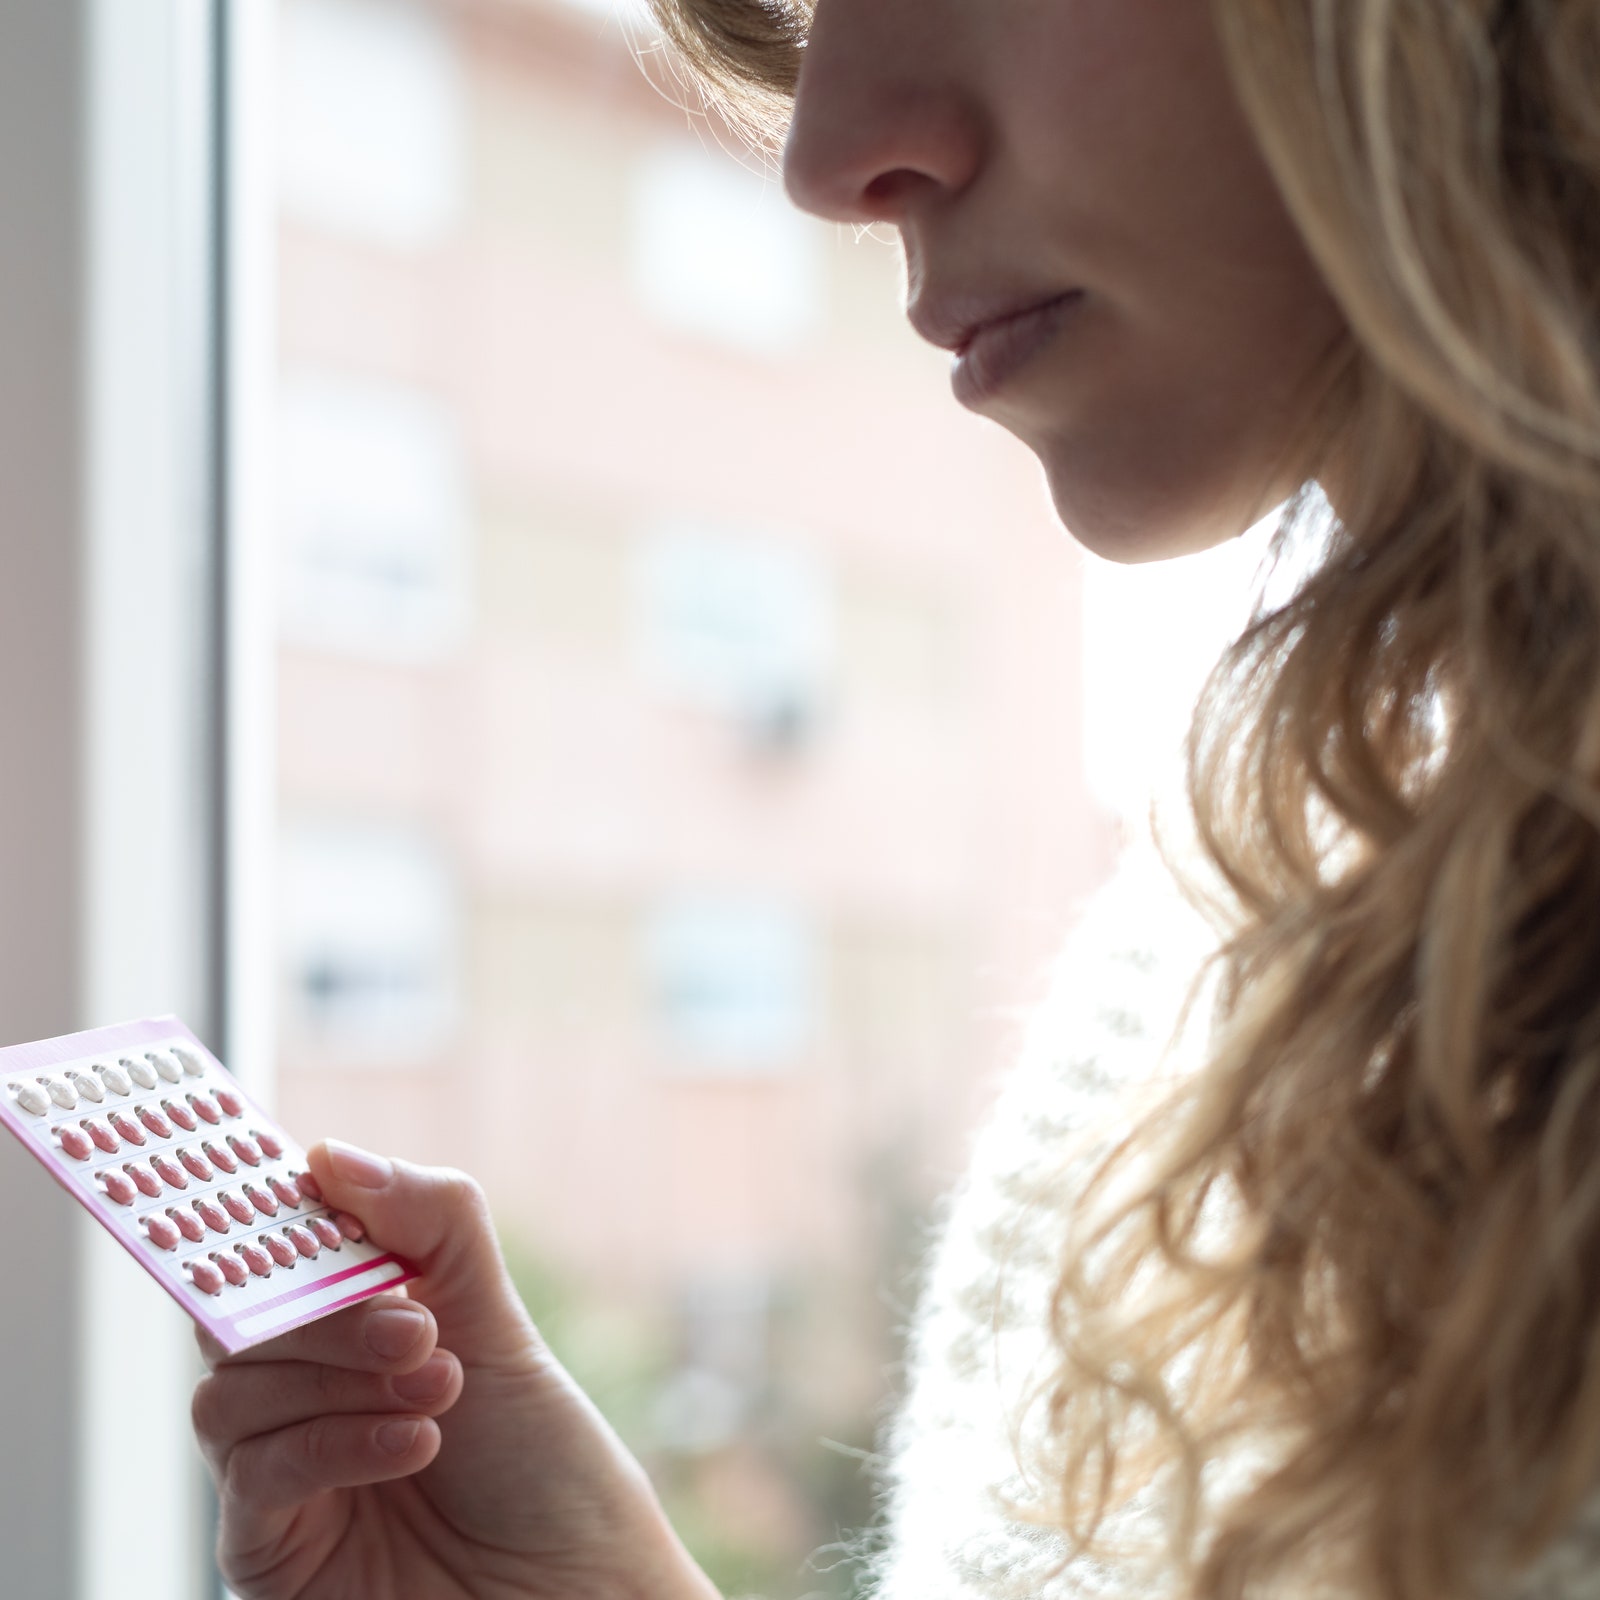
[1038,447,1287,566]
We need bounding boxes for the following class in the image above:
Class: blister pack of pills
[0,1016,416,1353]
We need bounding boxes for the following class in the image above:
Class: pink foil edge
[218,1256,422,1353]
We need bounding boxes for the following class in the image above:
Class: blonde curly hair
[641,3,1600,1599]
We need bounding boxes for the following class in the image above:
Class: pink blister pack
[0,1015,417,1353]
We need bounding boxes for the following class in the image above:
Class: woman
[191,2,1600,1598]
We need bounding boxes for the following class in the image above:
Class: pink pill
[268,1174,301,1209]
[212,1251,248,1287]
[179,1147,213,1181]
[170,1207,205,1244]
[262,1232,296,1267]
[296,1170,323,1202]
[246,1183,279,1218]
[309,1216,343,1251]
[255,1129,284,1160]
[163,1098,198,1132]
[57,1125,92,1161]
[99,1170,136,1206]
[188,1093,221,1126]
[83,1118,119,1154]
[188,1260,224,1296]
[216,1089,244,1118]
[151,1153,188,1190]
[108,1110,145,1147]
[236,1241,272,1278]
[228,1134,261,1168]
[144,1215,180,1251]
[286,1224,320,1259]
[127,1164,163,1199]
[220,1190,254,1224]
[150,1152,184,1190]
[195,1198,229,1234]
[335,1212,365,1243]
[204,1139,237,1174]
[138,1105,173,1139]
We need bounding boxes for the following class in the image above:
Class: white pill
[149,1052,182,1084]
[45,1077,77,1110]
[69,1071,105,1104]
[10,1081,50,1117]
[124,1057,157,1090]
[173,1046,205,1078]
[97,1063,132,1096]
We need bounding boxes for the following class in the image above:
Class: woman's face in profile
[782,0,1348,562]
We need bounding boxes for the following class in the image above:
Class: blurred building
[271,0,1118,1586]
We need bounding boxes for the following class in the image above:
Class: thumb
[308,1138,540,1369]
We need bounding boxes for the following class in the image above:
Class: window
[645,898,817,1069]
[256,4,1113,1596]
[279,0,465,248]
[1,0,1116,1593]
[631,139,826,355]
[278,369,470,659]
[280,820,459,1059]
[633,518,833,738]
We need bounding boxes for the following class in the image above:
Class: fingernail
[391,1353,453,1403]
[323,1139,393,1189]
[375,1418,421,1456]
[364,1305,427,1361]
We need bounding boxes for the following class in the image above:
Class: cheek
[979,0,1347,559]
[1008,292,1343,562]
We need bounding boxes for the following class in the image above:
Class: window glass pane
[268,3,1116,1595]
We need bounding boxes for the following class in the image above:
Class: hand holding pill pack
[0,1016,417,1353]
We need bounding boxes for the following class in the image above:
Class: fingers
[223,1412,444,1513]
[305,1141,542,1367]
[192,1349,464,1476]
[196,1293,438,1376]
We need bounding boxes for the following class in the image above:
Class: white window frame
[0,3,277,1596]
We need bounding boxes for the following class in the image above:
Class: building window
[280,821,459,1060]
[633,518,832,745]
[644,899,816,1070]
[630,139,826,356]
[278,369,470,660]
[278,0,465,248]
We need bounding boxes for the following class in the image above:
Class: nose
[781,1,984,226]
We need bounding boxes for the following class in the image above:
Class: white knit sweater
[854,837,1218,1600]
[856,836,1600,1600]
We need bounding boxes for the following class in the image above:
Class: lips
[907,287,1086,407]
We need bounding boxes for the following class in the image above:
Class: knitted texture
[862,838,1222,1600]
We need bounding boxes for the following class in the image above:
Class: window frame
[0,3,277,1595]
